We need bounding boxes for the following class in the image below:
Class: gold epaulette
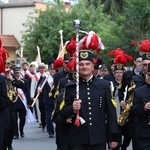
[59,89,66,111]
[49,84,54,97]
[54,81,60,99]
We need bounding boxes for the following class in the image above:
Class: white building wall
[2,7,35,46]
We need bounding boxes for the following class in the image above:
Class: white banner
[18,88,36,124]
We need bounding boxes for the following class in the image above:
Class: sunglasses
[143,63,149,67]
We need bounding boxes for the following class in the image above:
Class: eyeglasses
[143,63,149,67]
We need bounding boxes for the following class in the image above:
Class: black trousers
[15,108,26,136]
[45,104,54,135]
[7,110,16,147]
[138,137,150,150]
[71,143,106,150]
[39,99,46,128]
[59,145,71,150]
[0,131,5,150]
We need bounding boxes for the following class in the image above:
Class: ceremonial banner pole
[31,74,49,107]
[59,30,64,51]
[16,50,26,62]
[73,19,81,126]
[36,46,42,64]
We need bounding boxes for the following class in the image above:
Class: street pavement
[12,122,57,150]
[13,121,132,150]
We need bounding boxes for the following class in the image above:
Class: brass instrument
[118,94,133,126]
[6,79,18,103]
[118,80,136,126]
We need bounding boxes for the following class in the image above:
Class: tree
[22,3,72,63]
[22,0,121,65]
[123,0,150,40]
[102,0,124,15]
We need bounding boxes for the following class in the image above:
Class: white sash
[18,88,36,124]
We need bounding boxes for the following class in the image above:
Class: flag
[35,46,41,64]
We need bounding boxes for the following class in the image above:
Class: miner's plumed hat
[79,50,93,62]
[139,40,150,60]
[108,48,133,71]
[78,31,105,63]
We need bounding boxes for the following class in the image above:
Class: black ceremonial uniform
[103,72,115,82]
[14,78,31,138]
[6,76,25,149]
[0,75,10,150]
[118,70,137,150]
[53,76,73,150]
[133,84,150,149]
[118,70,135,100]
[132,73,146,88]
[62,76,118,148]
[50,70,67,100]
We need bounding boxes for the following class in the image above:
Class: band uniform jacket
[15,78,31,109]
[118,70,135,101]
[103,72,115,82]
[0,75,10,132]
[133,83,150,137]
[62,76,118,145]
[132,73,146,89]
[50,70,67,100]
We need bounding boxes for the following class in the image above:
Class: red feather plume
[139,40,150,52]
[79,31,105,53]
[53,57,64,70]
[66,36,77,54]
[0,39,10,73]
[66,59,76,71]
[109,48,133,66]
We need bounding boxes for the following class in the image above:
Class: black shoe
[42,127,45,131]
[20,133,25,137]
[13,135,19,139]
[38,123,42,128]
[8,146,14,150]
[49,135,54,138]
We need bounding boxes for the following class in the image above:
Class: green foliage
[21,0,150,67]
[22,0,120,64]
[123,0,150,40]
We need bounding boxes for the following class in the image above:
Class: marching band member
[37,64,55,138]
[104,48,133,150]
[61,31,118,150]
[30,63,47,130]
[13,67,31,139]
[133,63,150,149]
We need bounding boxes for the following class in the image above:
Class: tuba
[6,79,18,103]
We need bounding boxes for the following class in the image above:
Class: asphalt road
[12,121,132,150]
[12,122,57,150]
